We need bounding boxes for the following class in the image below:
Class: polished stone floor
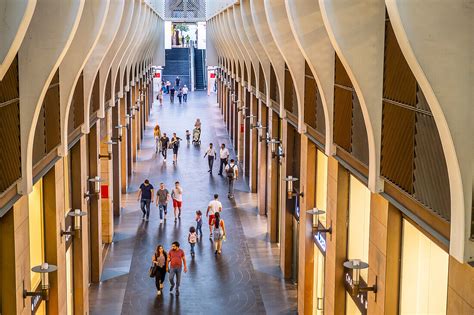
[89,91,297,314]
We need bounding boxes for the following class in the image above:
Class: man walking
[160,133,170,162]
[156,183,170,223]
[170,86,175,103]
[206,194,222,239]
[218,143,230,175]
[171,181,183,222]
[175,76,180,87]
[167,241,187,296]
[225,159,238,199]
[137,179,154,221]
[203,143,217,174]
[182,85,188,103]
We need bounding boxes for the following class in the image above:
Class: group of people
[137,180,183,223]
[157,76,188,105]
[203,143,239,198]
[153,125,182,164]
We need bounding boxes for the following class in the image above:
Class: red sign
[241,124,244,133]
[101,185,109,199]
[210,73,216,78]
[154,73,161,78]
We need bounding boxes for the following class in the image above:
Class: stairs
[194,49,206,90]
[162,48,190,87]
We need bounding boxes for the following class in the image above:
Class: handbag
[149,254,158,278]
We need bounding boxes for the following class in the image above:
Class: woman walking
[153,125,161,154]
[188,226,197,258]
[152,245,168,295]
[210,212,226,255]
[170,133,182,164]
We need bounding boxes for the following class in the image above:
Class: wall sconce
[261,131,271,143]
[283,176,304,199]
[246,115,256,126]
[84,176,104,199]
[251,121,262,130]
[130,105,139,117]
[23,263,58,301]
[113,125,127,142]
[98,140,117,160]
[60,209,87,238]
[269,139,284,159]
[237,106,247,112]
[125,114,132,127]
[343,259,377,296]
[306,208,333,234]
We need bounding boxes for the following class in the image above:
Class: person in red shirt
[167,241,187,296]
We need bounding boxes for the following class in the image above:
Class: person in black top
[175,76,180,87]
[170,86,175,103]
[137,179,154,221]
[170,133,182,164]
[160,133,170,162]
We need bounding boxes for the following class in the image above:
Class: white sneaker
[157,290,161,296]
[164,159,166,162]
[160,219,163,223]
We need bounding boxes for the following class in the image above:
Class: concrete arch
[319,0,385,192]
[59,0,110,156]
[18,0,85,194]
[0,0,36,80]
[126,4,150,88]
[264,0,306,131]
[220,10,245,79]
[129,7,152,85]
[251,0,285,113]
[153,18,165,66]
[98,0,126,111]
[215,14,236,76]
[212,17,231,71]
[386,0,474,263]
[285,0,335,155]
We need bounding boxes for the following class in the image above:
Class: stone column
[279,119,291,278]
[131,85,137,164]
[100,109,114,243]
[297,135,316,314]
[324,156,349,315]
[249,93,258,193]
[267,109,279,243]
[237,84,245,162]
[257,102,268,215]
[119,96,128,194]
[112,97,122,215]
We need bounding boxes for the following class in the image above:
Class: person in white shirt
[182,85,189,103]
[225,159,238,199]
[171,181,183,222]
[218,143,230,175]
[206,194,222,238]
[203,143,217,174]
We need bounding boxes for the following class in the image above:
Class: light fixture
[237,106,247,112]
[125,114,132,127]
[343,259,377,296]
[269,139,285,159]
[61,209,87,238]
[251,121,262,130]
[306,208,333,234]
[23,263,58,301]
[260,131,271,143]
[246,115,256,124]
[130,105,139,117]
[113,125,126,142]
[283,176,304,199]
[84,176,104,199]
[98,140,117,160]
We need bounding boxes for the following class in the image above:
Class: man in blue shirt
[137,179,154,221]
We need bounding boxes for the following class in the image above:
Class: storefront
[399,219,448,314]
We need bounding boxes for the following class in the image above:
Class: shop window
[28,179,45,289]
[347,176,371,281]
[399,219,448,314]
[315,150,328,227]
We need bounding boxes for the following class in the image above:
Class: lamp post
[60,209,88,238]
[343,259,377,296]
[283,176,304,199]
[23,263,58,301]
[306,208,333,234]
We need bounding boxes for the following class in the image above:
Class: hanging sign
[343,270,368,315]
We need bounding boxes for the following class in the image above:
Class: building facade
[208,0,473,314]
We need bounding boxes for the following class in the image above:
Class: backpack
[226,164,236,178]
[189,232,197,243]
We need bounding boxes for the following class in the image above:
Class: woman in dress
[153,125,161,154]
[210,212,226,255]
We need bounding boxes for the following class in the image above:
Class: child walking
[188,226,197,258]
[195,210,203,237]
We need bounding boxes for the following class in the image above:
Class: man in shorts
[171,181,183,222]
[206,194,222,239]
[156,183,170,223]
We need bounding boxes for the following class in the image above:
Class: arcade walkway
[89,91,297,314]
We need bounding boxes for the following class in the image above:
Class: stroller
[192,128,201,145]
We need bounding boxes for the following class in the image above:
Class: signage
[31,291,43,314]
[154,73,161,78]
[314,231,326,254]
[101,185,109,199]
[210,73,216,79]
[343,270,368,315]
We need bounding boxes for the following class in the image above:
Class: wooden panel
[44,72,61,151]
[91,72,100,112]
[105,69,112,104]
[304,62,317,129]
[258,62,266,96]
[380,102,415,193]
[244,61,248,83]
[0,55,19,103]
[333,87,352,151]
[73,72,84,129]
[115,69,120,94]
[0,101,21,191]
[413,113,450,220]
[270,64,280,103]
[284,66,298,115]
[316,88,326,137]
[383,21,417,106]
[251,64,256,87]
[351,93,369,166]
[33,106,46,165]
[335,54,352,88]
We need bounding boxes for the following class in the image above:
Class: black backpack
[226,165,235,178]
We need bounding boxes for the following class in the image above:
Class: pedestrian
[194,118,201,131]
[182,85,188,103]
[167,241,187,296]
[177,87,183,104]
[171,181,183,222]
[210,212,226,255]
[166,81,170,94]
[154,125,161,154]
[225,159,238,199]
[170,133,181,164]
[203,143,216,174]
[185,129,191,144]
[188,226,197,258]
[170,86,175,103]
[160,133,170,162]
[175,76,180,87]
[155,183,170,223]
[137,179,154,221]
[152,245,168,295]
[218,143,230,175]
[195,210,203,237]
[206,194,222,239]
[157,87,163,105]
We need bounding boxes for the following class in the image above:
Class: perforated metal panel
[165,0,206,21]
